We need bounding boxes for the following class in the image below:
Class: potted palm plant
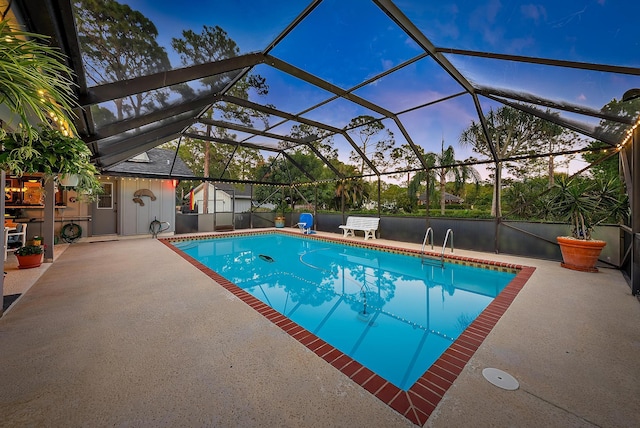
[14,244,44,269]
[550,176,628,272]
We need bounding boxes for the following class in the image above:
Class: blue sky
[116,0,640,177]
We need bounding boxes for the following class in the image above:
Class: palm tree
[434,141,479,215]
[453,161,481,201]
[335,178,369,209]
[408,153,436,211]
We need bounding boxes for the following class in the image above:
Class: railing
[440,228,454,265]
[420,227,434,265]
[421,227,453,267]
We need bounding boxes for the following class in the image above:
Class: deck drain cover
[482,368,519,390]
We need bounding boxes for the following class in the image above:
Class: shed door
[91,181,117,235]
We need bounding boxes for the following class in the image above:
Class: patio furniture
[338,216,379,240]
[5,223,27,261]
[296,213,314,234]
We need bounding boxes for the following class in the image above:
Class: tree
[253,148,329,212]
[346,116,396,177]
[74,0,171,121]
[406,143,479,215]
[582,140,620,182]
[502,177,552,219]
[171,25,268,212]
[594,97,640,143]
[231,147,264,180]
[459,106,550,217]
[278,124,340,210]
[512,115,579,187]
[90,105,117,128]
[453,159,481,201]
[391,143,423,186]
[408,153,436,212]
[288,124,338,160]
[335,178,370,210]
[432,141,480,215]
[380,183,410,213]
[587,96,640,185]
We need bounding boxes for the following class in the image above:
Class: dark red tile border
[160,232,535,426]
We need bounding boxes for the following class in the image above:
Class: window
[97,182,113,209]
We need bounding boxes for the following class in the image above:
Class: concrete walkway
[0,232,638,427]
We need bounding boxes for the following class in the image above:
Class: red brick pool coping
[161,230,535,426]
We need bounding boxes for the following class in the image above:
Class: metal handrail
[421,227,433,264]
[440,228,454,265]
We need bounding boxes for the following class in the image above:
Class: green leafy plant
[15,245,44,256]
[0,128,102,200]
[548,176,628,240]
[0,18,101,200]
[0,19,77,141]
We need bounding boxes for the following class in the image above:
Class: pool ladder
[421,228,454,266]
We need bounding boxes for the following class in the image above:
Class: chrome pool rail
[421,228,454,267]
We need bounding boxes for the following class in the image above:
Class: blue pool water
[173,233,515,390]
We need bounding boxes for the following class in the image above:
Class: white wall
[193,185,236,213]
[118,178,176,236]
[235,198,252,213]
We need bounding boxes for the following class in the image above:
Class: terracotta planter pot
[557,236,606,273]
[16,253,44,269]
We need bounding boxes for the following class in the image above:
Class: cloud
[381,59,394,71]
[520,4,547,23]
[508,36,535,52]
[468,0,505,46]
[435,22,460,40]
[577,93,587,101]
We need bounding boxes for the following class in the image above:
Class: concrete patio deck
[1,230,638,427]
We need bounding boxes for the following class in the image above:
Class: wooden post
[43,177,55,262]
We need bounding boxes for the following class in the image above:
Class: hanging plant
[0,128,102,200]
[0,19,77,141]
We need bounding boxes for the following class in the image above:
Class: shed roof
[191,182,253,198]
[419,192,464,204]
[105,147,193,177]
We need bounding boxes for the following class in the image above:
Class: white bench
[338,217,380,240]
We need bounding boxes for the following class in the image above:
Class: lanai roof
[7,0,640,184]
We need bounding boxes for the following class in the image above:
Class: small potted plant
[14,244,44,269]
[31,235,43,246]
[274,201,287,228]
[274,215,285,228]
[549,176,628,272]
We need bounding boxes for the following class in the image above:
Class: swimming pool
[165,231,534,425]
[171,232,515,390]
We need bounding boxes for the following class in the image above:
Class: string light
[618,116,640,150]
